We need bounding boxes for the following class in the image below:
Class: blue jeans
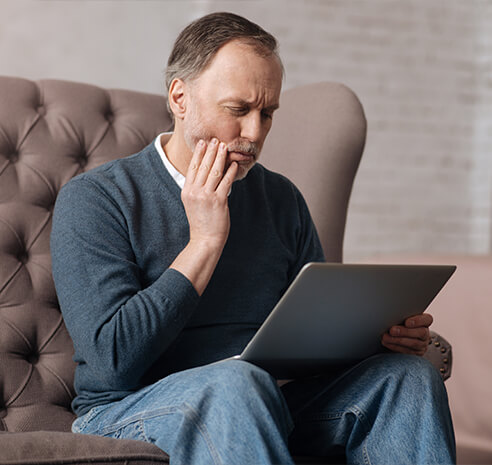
[72,354,456,464]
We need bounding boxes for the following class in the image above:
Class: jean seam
[300,406,372,465]
[137,419,149,442]
[181,401,223,465]
[72,404,112,433]
[94,403,222,465]
[97,406,179,436]
[77,403,223,464]
[349,405,371,465]
[295,411,345,423]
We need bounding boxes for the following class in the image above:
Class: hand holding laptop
[238,262,456,379]
[382,313,434,356]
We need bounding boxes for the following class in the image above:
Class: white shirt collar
[154,132,186,190]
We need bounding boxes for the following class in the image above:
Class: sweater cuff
[153,268,200,323]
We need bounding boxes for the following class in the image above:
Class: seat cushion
[0,431,169,465]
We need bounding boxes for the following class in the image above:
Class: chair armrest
[0,431,169,465]
[423,331,452,381]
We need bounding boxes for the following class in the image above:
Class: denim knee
[207,359,282,401]
[158,360,294,464]
[372,353,443,384]
[362,353,448,406]
[204,361,292,422]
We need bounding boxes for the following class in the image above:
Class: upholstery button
[106,111,114,123]
[78,155,88,168]
[37,105,46,116]
[27,353,39,365]
[9,151,19,163]
[18,250,29,264]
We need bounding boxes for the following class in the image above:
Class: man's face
[182,40,283,181]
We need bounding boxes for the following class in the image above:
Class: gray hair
[165,12,283,113]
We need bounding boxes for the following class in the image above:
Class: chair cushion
[0,431,169,465]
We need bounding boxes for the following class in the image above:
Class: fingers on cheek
[230,161,239,175]
[218,142,227,158]
[222,163,237,183]
[192,140,206,162]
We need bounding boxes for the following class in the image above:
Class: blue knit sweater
[51,141,324,416]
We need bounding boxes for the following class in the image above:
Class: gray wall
[1,0,490,260]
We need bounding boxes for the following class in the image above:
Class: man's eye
[261,111,273,120]
[228,107,247,115]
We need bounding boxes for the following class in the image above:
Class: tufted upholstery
[0,76,171,440]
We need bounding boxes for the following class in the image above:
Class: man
[51,12,455,465]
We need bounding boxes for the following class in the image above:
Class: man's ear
[168,78,187,120]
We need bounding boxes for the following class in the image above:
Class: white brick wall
[205,0,492,260]
[243,0,490,261]
[1,0,490,260]
[475,1,492,253]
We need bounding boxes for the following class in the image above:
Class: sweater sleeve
[50,177,199,391]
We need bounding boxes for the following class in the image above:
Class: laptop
[234,262,456,378]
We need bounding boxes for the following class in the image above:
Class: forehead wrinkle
[216,72,281,109]
[218,96,280,111]
[190,40,282,109]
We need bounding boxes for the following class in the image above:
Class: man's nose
[240,112,263,143]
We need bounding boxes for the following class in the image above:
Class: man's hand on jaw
[381,313,433,356]
[170,138,238,296]
[183,138,238,249]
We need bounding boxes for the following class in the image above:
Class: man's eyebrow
[219,98,280,111]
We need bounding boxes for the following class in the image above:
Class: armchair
[0,76,450,464]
